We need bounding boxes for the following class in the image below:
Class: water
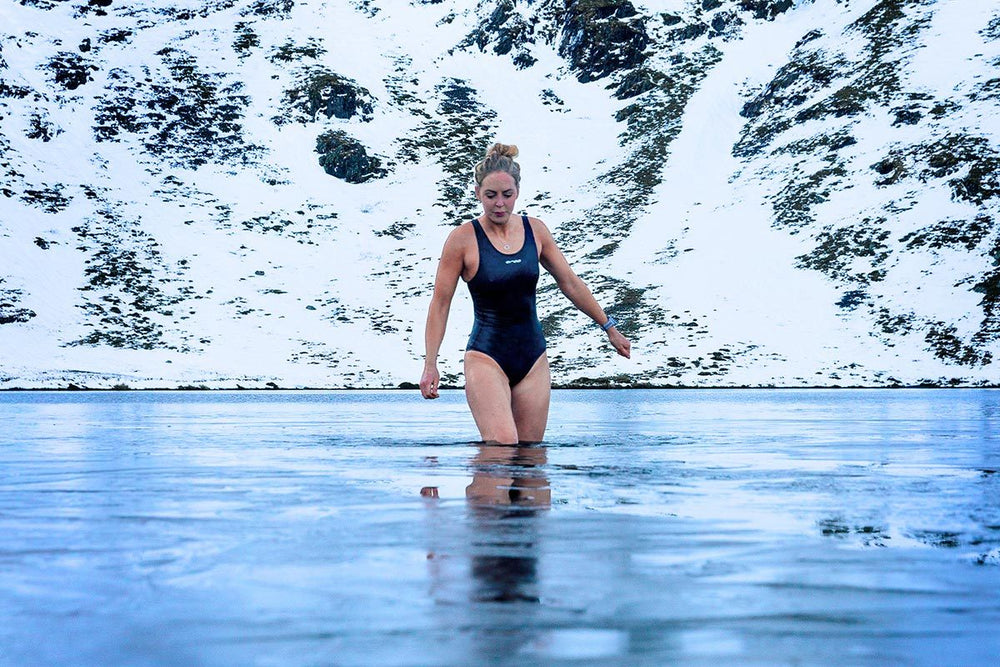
[1,389,998,665]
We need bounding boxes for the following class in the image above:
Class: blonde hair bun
[486,143,519,160]
[475,142,522,187]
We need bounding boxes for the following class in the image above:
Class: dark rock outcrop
[281,69,374,124]
[460,0,537,68]
[559,0,650,83]
[315,131,386,184]
[739,0,794,20]
[46,52,98,90]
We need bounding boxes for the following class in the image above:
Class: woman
[419,143,631,444]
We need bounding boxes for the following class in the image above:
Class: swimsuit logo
[505,259,522,264]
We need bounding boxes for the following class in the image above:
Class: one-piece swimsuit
[466,215,546,386]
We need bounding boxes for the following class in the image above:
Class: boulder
[315,131,386,184]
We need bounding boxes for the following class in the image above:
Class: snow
[0,0,998,388]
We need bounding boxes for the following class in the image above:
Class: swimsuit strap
[471,216,533,256]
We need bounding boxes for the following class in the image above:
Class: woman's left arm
[534,218,631,359]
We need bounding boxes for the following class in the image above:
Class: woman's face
[476,171,519,225]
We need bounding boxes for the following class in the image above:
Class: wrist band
[601,316,618,331]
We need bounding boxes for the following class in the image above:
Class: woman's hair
[474,143,520,188]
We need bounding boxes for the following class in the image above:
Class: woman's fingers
[419,369,440,399]
[609,331,631,359]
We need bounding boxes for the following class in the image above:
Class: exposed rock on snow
[0,0,997,388]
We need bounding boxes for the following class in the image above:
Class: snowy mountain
[1,0,998,388]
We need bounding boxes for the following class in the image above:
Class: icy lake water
[1,389,999,665]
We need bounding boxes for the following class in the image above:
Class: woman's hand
[608,328,631,359]
[420,365,441,399]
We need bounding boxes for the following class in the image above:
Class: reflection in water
[467,445,549,604]
[423,444,550,605]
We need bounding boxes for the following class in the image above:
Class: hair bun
[487,143,519,160]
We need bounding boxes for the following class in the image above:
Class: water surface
[1,389,998,665]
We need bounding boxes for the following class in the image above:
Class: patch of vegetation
[796,220,891,284]
[924,321,991,366]
[277,68,374,125]
[972,237,1000,346]
[232,22,259,57]
[375,221,416,239]
[740,49,841,120]
[873,135,1000,205]
[20,184,71,213]
[837,289,868,311]
[396,78,498,219]
[876,307,915,336]
[69,210,197,351]
[43,52,98,90]
[93,48,259,168]
[0,278,36,325]
[849,0,936,61]
[239,211,321,243]
[268,38,326,63]
[772,159,848,232]
[900,215,993,251]
[241,0,294,18]
[983,13,1000,41]
[559,45,721,257]
[26,113,61,141]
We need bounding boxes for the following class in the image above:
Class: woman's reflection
[467,444,549,604]
[422,443,549,604]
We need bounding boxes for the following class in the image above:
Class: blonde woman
[420,144,630,443]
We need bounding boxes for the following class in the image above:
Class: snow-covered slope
[1,0,997,388]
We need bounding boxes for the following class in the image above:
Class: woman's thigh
[464,351,518,444]
[510,353,550,443]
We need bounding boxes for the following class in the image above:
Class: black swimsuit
[466,215,547,386]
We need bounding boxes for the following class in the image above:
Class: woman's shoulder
[443,219,477,247]
[524,215,554,240]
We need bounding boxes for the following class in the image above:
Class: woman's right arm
[420,228,466,399]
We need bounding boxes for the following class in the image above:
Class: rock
[613,67,665,100]
[282,69,374,123]
[559,0,650,83]
[315,131,386,184]
[710,11,745,38]
[46,52,98,90]
[461,0,537,68]
[667,22,709,43]
[739,0,794,20]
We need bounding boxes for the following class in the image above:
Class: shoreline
[2,383,998,392]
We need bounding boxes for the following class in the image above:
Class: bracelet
[601,316,618,331]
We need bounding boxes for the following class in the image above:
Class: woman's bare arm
[533,218,631,359]
[420,227,467,398]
